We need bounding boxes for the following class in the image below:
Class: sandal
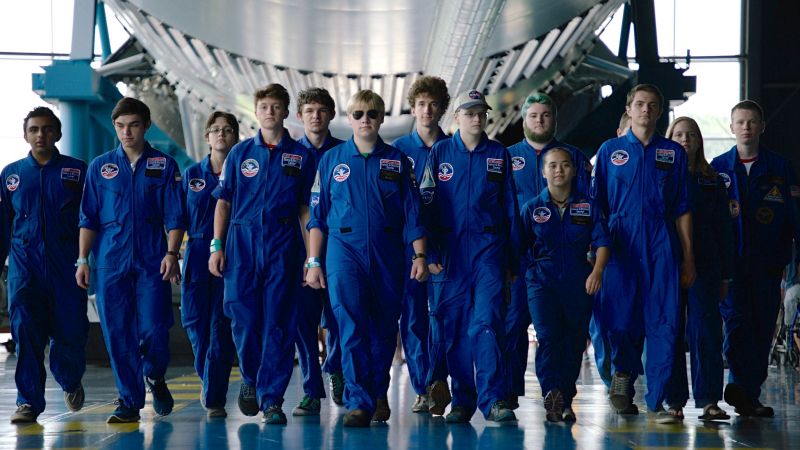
[699,404,730,421]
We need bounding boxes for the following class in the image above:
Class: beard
[523,124,555,144]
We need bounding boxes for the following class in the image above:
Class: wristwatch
[411,253,426,261]
[166,250,181,259]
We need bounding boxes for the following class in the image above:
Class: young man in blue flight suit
[591,84,695,422]
[420,89,520,423]
[711,100,800,417]
[76,97,184,423]
[292,87,344,415]
[521,147,610,422]
[208,84,315,424]
[1,107,88,424]
[504,91,592,409]
[180,111,239,418]
[392,75,451,414]
[306,90,429,427]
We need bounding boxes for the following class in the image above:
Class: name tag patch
[61,167,81,182]
[570,202,591,225]
[146,157,166,171]
[487,158,504,182]
[282,153,302,177]
[655,149,675,170]
[380,159,401,182]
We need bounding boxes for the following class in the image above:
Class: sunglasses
[352,110,379,120]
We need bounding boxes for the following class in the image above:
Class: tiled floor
[0,346,798,449]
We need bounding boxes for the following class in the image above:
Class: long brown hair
[666,116,715,178]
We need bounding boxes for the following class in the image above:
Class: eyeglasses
[208,127,235,135]
[352,110,379,120]
[460,110,488,120]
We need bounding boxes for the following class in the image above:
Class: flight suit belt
[435,226,500,234]
[339,227,396,233]
[187,232,206,242]
[230,217,292,226]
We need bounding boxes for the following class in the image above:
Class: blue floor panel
[1,346,798,449]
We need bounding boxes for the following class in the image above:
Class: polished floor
[1,345,798,450]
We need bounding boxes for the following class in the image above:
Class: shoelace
[612,374,628,394]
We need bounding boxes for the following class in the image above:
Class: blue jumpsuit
[181,155,236,409]
[0,151,88,416]
[505,138,592,398]
[590,130,689,411]
[213,130,315,409]
[521,190,610,407]
[79,143,184,411]
[295,133,343,400]
[711,147,800,402]
[308,137,424,414]
[392,127,449,396]
[664,170,734,408]
[421,130,520,418]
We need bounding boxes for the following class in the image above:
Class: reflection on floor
[0,346,798,449]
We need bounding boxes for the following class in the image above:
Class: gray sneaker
[64,385,85,412]
[411,394,429,413]
[238,383,259,416]
[10,404,37,424]
[609,372,632,412]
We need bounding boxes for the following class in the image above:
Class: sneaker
[562,407,577,422]
[107,400,140,424]
[343,408,371,427]
[609,372,632,412]
[411,394,429,413]
[445,405,470,423]
[618,402,639,415]
[650,406,682,424]
[724,383,755,417]
[262,405,287,425]
[372,398,390,422]
[427,380,451,416]
[146,378,174,416]
[487,400,517,422]
[329,372,345,406]
[753,401,775,418]
[238,383,259,416]
[207,407,227,418]
[64,384,85,412]
[292,396,321,416]
[10,404,37,424]
[543,389,564,423]
[506,395,520,411]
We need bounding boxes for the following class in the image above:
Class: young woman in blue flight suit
[420,90,520,424]
[521,147,610,422]
[180,111,239,418]
[711,101,800,418]
[662,117,734,421]
[306,90,429,427]
[76,97,185,423]
[208,84,315,425]
[392,76,451,414]
[505,91,592,409]
[293,88,345,415]
[1,107,88,424]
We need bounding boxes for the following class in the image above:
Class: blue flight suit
[181,155,236,409]
[79,143,184,411]
[711,147,800,402]
[664,169,734,408]
[308,137,424,414]
[421,130,520,418]
[521,190,610,408]
[590,129,689,411]
[213,130,315,409]
[0,151,88,416]
[295,133,342,400]
[505,138,592,398]
[392,127,449,396]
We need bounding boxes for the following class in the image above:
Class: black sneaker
[411,394,429,413]
[445,405,470,423]
[343,408,371,427]
[329,373,345,406]
[724,383,755,416]
[107,400,140,424]
[488,400,517,422]
[146,378,174,416]
[238,383,259,416]
[10,404,37,424]
[262,405,287,425]
[64,384,85,412]
[427,380,451,416]
[292,396,321,416]
[609,372,632,412]
[618,402,639,415]
[372,398,390,422]
[506,395,520,410]
[544,389,564,422]
[753,401,774,418]
[562,407,577,422]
